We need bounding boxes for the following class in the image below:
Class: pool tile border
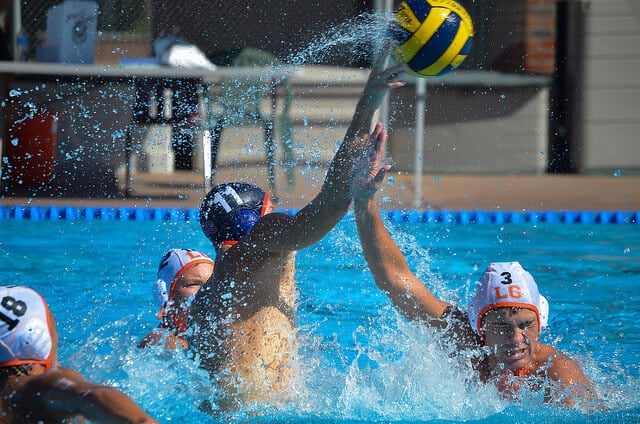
[0,205,638,224]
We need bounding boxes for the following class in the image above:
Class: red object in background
[6,112,58,186]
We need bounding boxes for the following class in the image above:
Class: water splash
[287,11,395,66]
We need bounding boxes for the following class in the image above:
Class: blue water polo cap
[199,182,270,246]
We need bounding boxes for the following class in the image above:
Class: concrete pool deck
[2,166,640,212]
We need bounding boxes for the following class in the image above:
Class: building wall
[387,74,550,175]
[581,0,640,173]
[152,0,373,67]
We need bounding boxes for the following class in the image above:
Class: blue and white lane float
[0,205,638,224]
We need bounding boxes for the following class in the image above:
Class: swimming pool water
[1,216,639,422]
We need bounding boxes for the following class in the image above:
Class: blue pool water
[1,214,639,422]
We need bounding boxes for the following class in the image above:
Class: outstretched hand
[351,122,392,201]
[361,43,407,108]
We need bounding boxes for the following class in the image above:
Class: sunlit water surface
[1,216,639,423]
[3,9,640,423]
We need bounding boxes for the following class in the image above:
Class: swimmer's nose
[512,326,527,343]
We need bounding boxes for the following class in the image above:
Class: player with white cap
[352,157,602,409]
[139,248,214,349]
[0,285,157,423]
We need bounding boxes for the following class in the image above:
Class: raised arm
[255,51,406,253]
[28,367,158,423]
[354,199,452,324]
[350,125,451,325]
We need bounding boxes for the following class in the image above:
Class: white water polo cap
[0,286,54,370]
[467,262,549,335]
[152,249,214,309]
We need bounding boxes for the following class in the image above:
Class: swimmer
[352,155,602,409]
[190,48,406,410]
[0,285,158,423]
[139,248,214,350]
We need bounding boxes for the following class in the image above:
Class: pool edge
[1,205,638,224]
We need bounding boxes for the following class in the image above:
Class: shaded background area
[152,0,373,67]
[1,0,639,201]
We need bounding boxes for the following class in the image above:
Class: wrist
[354,197,374,211]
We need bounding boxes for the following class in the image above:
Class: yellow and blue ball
[389,0,474,78]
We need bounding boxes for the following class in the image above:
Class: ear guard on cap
[152,279,169,309]
[8,317,52,361]
[538,294,549,330]
[231,209,261,239]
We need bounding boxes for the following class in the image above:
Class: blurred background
[0,0,638,200]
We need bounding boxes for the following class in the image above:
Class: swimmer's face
[172,262,214,304]
[264,198,275,215]
[482,307,540,371]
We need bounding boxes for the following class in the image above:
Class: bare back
[191,226,300,407]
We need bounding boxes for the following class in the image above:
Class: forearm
[286,60,402,250]
[355,198,408,281]
[317,66,394,207]
[355,198,450,321]
[80,386,157,423]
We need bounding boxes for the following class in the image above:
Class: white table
[0,60,287,80]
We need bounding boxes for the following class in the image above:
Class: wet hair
[199,182,269,246]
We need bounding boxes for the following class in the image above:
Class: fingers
[371,45,391,72]
[372,40,399,71]
[372,164,392,186]
[372,122,387,154]
[371,122,384,140]
[350,122,392,201]
[367,122,389,180]
[381,63,407,86]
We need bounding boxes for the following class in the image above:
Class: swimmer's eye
[519,320,536,331]
[486,323,511,334]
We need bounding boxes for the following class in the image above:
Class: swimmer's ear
[153,279,169,309]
